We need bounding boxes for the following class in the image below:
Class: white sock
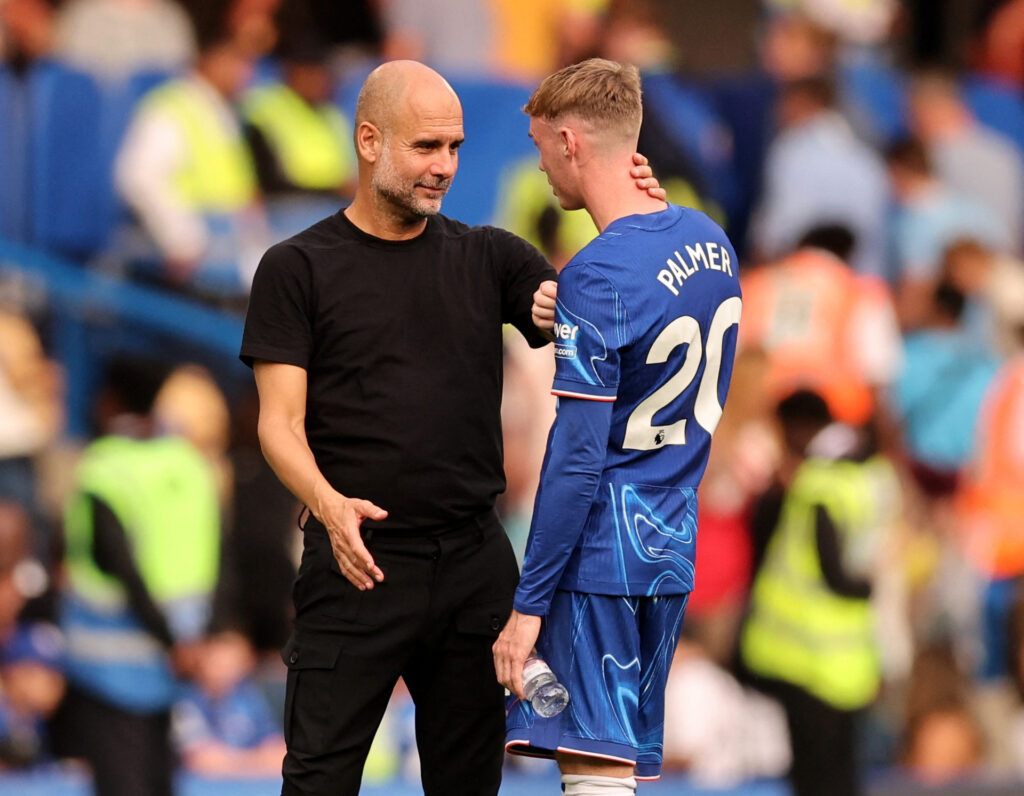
[561,773,637,795]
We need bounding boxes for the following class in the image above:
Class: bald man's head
[355,60,461,139]
[351,60,465,222]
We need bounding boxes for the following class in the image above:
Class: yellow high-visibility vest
[242,83,353,190]
[740,456,883,710]
[142,79,256,211]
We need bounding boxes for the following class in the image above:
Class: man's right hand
[532,280,558,336]
[314,484,388,590]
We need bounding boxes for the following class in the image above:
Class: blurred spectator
[493,157,597,270]
[886,135,1009,328]
[553,0,606,69]
[222,0,280,60]
[892,280,1001,493]
[0,311,62,531]
[750,76,890,278]
[782,0,899,48]
[662,636,791,787]
[217,386,297,655]
[381,0,493,78]
[900,642,986,784]
[973,0,1024,89]
[172,630,284,777]
[0,0,57,70]
[688,348,776,664]
[954,350,1024,680]
[113,4,269,298]
[740,390,892,796]
[0,500,63,768]
[649,0,761,74]
[295,0,381,65]
[760,8,838,84]
[489,0,598,82]
[53,0,196,83]
[51,356,221,796]
[739,225,902,429]
[151,363,232,503]
[383,0,601,82]
[943,238,1024,357]
[1008,585,1024,775]
[907,68,1024,253]
[241,26,355,239]
[0,622,65,768]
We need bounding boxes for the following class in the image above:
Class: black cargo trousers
[280,508,519,795]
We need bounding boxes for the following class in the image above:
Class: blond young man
[493,59,742,795]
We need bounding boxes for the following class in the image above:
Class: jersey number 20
[623,297,742,451]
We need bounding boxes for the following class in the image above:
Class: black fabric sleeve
[89,496,175,649]
[243,122,295,196]
[239,242,316,368]
[748,484,784,578]
[492,227,558,348]
[814,504,872,599]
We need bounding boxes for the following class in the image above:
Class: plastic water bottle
[522,654,569,718]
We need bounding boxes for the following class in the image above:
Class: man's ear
[560,127,578,159]
[356,121,382,163]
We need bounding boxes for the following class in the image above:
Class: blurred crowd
[3,0,1024,792]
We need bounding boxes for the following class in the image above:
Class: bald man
[240,60,662,794]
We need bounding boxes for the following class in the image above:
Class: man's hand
[314,483,388,590]
[631,152,667,201]
[532,280,558,336]
[493,609,542,700]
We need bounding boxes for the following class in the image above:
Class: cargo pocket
[450,599,511,710]
[281,636,343,754]
[456,596,512,639]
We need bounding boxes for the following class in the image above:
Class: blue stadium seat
[0,66,30,243]
[27,62,174,260]
[27,61,107,258]
[439,78,536,226]
[963,74,1024,158]
[838,56,908,147]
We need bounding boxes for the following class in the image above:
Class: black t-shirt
[240,210,555,529]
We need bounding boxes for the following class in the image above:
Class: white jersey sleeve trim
[551,389,617,402]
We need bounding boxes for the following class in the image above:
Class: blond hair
[524,58,642,141]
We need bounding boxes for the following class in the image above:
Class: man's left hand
[632,152,667,201]
[493,609,542,700]
[531,280,557,336]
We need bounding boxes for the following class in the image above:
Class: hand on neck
[583,158,669,232]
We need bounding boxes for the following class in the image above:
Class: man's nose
[432,149,457,178]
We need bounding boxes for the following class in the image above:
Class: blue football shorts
[505,590,689,780]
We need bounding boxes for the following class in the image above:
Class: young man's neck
[582,159,669,232]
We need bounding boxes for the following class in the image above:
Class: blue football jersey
[516,204,741,608]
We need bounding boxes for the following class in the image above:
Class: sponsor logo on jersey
[553,321,579,359]
[553,322,579,341]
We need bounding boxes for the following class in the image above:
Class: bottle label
[522,657,552,683]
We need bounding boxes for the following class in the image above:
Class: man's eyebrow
[412,135,465,148]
